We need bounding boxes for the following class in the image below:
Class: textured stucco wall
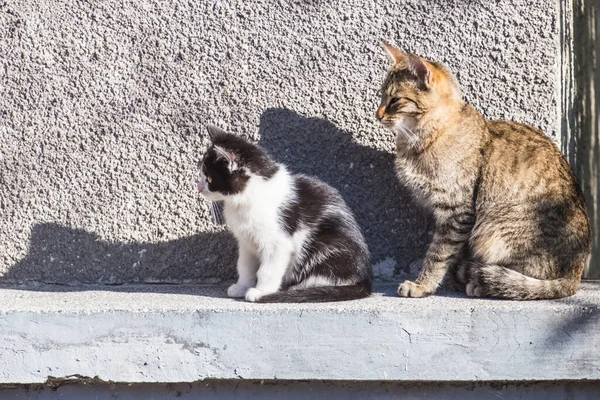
[0,0,561,284]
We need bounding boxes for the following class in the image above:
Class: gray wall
[0,0,562,284]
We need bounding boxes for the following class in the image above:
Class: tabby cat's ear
[382,42,432,88]
[407,54,432,88]
[382,42,407,65]
[206,124,228,142]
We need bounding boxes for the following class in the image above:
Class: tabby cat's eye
[388,97,401,106]
[207,176,212,183]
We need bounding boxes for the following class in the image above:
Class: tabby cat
[198,125,372,302]
[377,43,591,299]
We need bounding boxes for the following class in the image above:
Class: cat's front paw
[397,280,430,298]
[227,283,249,298]
[245,288,263,302]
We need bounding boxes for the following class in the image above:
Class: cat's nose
[197,180,207,193]
[376,106,386,120]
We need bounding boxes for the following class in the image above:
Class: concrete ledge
[0,283,599,384]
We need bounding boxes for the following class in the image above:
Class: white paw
[227,283,249,298]
[245,288,263,302]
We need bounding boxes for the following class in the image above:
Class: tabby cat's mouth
[379,119,395,128]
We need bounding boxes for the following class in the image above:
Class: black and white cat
[198,125,372,303]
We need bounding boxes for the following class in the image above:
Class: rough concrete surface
[0,0,561,284]
[2,381,600,400]
[0,283,598,384]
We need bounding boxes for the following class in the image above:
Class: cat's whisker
[213,201,224,225]
[394,121,416,142]
[209,201,218,224]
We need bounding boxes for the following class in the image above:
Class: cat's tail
[468,263,583,300]
[255,281,372,303]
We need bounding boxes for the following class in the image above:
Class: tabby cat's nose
[376,106,386,120]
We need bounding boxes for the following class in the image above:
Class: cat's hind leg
[465,216,585,299]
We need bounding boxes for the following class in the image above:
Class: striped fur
[378,43,591,300]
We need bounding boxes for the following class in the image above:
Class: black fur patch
[201,148,249,196]
[210,130,278,179]
[279,176,329,235]
[279,175,372,288]
[256,282,372,303]
[200,128,279,196]
[308,215,367,281]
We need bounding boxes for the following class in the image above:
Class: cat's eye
[391,97,415,105]
[388,97,400,105]
[207,176,212,183]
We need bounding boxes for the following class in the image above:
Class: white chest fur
[223,168,293,255]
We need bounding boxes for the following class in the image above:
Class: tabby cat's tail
[470,263,583,300]
[255,282,372,303]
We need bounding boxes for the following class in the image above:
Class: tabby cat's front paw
[227,283,249,298]
[245,288,263,302]
[397,280,431,298]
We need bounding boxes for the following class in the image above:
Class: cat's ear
[382,43,432,88]
[407,54,432,88]
[213,146,239,171]
[382,41,408,65]
[206,124,228,142]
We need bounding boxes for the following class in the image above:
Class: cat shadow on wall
[2,222,236,294]
[257,108,431,276]
[4,108,430,291]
